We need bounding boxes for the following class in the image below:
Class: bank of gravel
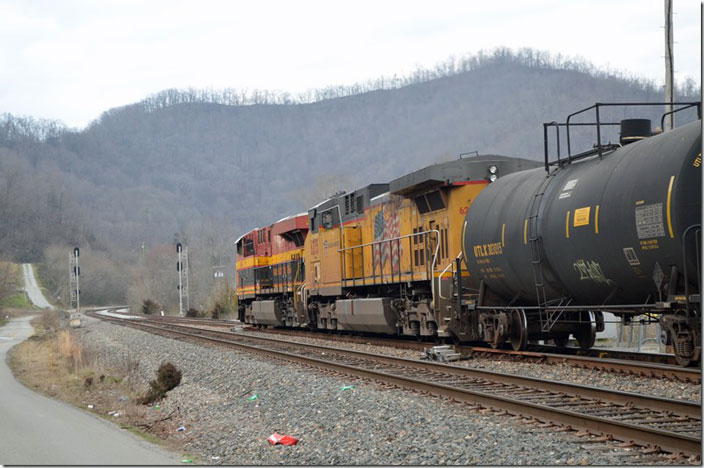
[77,317,695,465]
[235,329,701,402]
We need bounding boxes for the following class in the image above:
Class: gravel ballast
[234,329,701,403]
[76,317,697,465]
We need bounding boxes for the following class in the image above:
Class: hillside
[0,48,699,308]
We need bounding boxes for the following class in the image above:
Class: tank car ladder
[526,174,564,332]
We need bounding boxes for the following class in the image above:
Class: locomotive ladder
[526,174,562,332]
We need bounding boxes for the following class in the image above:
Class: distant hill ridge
[0,48,699,263]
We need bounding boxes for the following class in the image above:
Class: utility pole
[69,247,80,314]
[664,0,675,130]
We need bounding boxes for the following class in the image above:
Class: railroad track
[236,325,702,383]
[95,312,701,383]
[88,311,701,456]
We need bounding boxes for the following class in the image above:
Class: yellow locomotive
[300,155,541,340]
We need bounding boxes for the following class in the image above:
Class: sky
[0,0,701,129]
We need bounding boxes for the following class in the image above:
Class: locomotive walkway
[91,311,701,457]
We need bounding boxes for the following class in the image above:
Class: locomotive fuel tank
[462,119,701,307]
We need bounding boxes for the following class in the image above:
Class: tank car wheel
[553,335,570,347]
[575,311,596,349]
[510,308,528,351]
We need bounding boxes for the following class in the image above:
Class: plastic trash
[118,396,128,401]
[248,394,259,401]
[268,433,299,446]
[178,426,186,432]
[211,456,220,461]
[181,459,193,464]
[112,412,120,417]
[87,404,94,409]
[155,403,160,410]
[340,385,355,391]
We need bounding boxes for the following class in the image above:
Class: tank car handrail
[544,102,701,172]
[661,103,701,131]
[682,224,702,311]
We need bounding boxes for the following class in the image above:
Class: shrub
[141,299,159,315]
[210,302,224,319]
[138,361,182,405]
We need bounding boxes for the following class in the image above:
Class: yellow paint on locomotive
[304,182,488,296]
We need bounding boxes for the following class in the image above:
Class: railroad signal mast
[69,247,80,313]
[177,243,189,316]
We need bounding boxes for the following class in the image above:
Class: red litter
[267,433,299,446]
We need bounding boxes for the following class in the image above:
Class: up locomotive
[235,102,702,367]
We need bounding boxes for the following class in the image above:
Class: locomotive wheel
[510,309,528,351]
[553,335,570,347]
[575,311,596,349]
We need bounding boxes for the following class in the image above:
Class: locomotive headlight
[489,174,498,182]
[488,165,498,174]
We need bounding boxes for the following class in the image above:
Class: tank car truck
[458,102,702,366]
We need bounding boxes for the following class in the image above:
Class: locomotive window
[310,215,317,233]
[243,239,254,256]
[414,195,430,214]
[292,231,305,247]
[356,196,364,214]
[321,211,333,228]
[426,191,445,211]
[321,209,338,229]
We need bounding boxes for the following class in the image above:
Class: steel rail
[90,312,701,455]
[238,325,701,382]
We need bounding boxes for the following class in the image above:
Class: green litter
[181,459,193,464]
[248,394,259,401]
[340,385,355,391]
[155,403,160,410]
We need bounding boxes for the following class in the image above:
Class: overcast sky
[1,0,700,128]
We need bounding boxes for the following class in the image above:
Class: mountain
[0,48,699,306]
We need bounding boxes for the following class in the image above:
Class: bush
[185,308,199,317]
[138,361,182,405]
[142,299,159,315]
[210,302,224,319]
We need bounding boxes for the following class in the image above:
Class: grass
[0,292,34,309]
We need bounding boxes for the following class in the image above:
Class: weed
[142,299,159,315]
[138,362,182,405]
[58,330,83,372]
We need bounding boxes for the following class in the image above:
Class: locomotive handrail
[338,229,440,307]
[437,252,463,300]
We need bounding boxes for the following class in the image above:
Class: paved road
[21,263,53,309]
[0,316,181,465]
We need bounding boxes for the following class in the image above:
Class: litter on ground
[340,385,355,391]
[267,433,299,446]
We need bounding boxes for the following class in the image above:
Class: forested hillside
[0,48,698,310]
